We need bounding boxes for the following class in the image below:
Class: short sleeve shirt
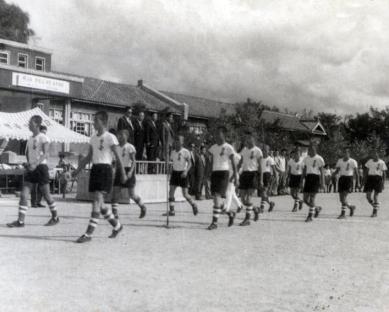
[117,143,136,168]
[336,158,358,177]
[209,143,234,171]
[90,131,119,164]
[288,158,304,175]
[365,159,387,176]
[240,146,263,172]
[261,156,275,173]
[303,155,325,175]
[27,133,50,168]
[171,148,191,171]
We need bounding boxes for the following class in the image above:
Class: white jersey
[117,143,136,168]
[288,158,304,175]
[171,148,191,171]
[209,143,235,171]
[240,146,263,172]
[90,131,119,165]
[336,158,358,177]
[365,159,387,176]
[261,156,275,173]
[303,155,325,175]
[27,132,50,168]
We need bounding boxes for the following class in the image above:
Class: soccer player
[364,149,387,217]
[257,145,276,214]
[73,111,126,243]
[287,148,304,212]
[238,131,263,226]
[7,115,59,228]
[207,126,238,230]
[332,147,359,219]
[111,129,147,220]
[163,135,198,217]
[301,143,325,222]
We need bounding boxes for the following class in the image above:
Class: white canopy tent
[0,108,89,143]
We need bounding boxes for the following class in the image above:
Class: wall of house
[0,44,51,71]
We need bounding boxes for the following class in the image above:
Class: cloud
[9,0,389,114]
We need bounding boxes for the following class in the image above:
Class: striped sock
[102,208,121,230]
[246,205,253,218]
[341,205,347,212]
[374,202,380,210]
[111,203,119,219]
[309,206,315,215]
[212,206,222,223]
[18,205,28,223]
[133,196,144,208]
[169,197,175,212]
[48,202,57,218]
[86,211,100,235]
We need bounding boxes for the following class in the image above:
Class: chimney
[137,79,143,87]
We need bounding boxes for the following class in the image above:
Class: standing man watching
[134,110,146,160]
[161,112,175,161]
[117,106,135,145]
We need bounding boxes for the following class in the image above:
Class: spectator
[194,144,208,200]
[117,106,135,144]
[145,112,160,162]
[270,150,280,196]
[324,164,332,193]
[134,110,146,160]
[276,149,288,195]
[31,125,47,208]
[188,143,197,195]
[161,112,175,161]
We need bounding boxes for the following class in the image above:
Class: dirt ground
[0,191,388,312]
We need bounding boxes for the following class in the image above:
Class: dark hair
[217,125,228,133]
[108,128,117,135]
[118,129,129,137]
[30,115,43,126]
[125,106,133,112]
[244,129,253,136]
[166,112,173,118]
[95,111,108,125]
[40,125,47,131]
[281,148,287,152]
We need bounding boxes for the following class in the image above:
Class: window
[18,53,28,68]
[0,51,9,64]
[35,57,45,71]
[189,122,207,135]
[70,111,94,136]
[49,108,64,124]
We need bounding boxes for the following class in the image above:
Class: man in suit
[197,144,212,200]
[188,143,197,195]
[161,112,175,161]
[134,110,146,160]
[145,112,160,161]
[117,106,135,144]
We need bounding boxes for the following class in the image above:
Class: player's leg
[338,192,347,219]
[208,193,223,230]
[7,183,33,227]
[304,193,315,222]
[111,186,121,219]
[128,187,147,219]
[240,191,253,226]
[311,193,322,218]
[40,183,59,225]
[231,185,243,212]
[182,187,198,216]
[163,186,177,216]
[224,182,233,213]
[100,191,123,238]
[371,190,379,217]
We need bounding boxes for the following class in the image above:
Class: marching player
[207,126,238,230]
[163,135,198,217]
[332,147,359,219]
[364,149,387,217]
[287,148,304,212]
[301,143,325,222]
[7,115,59,228]
[111,129,147,220]
[238,131,263,226]
[257,145,276,215]
[73,111,125,243]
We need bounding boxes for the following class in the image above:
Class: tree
[0,0,34,43]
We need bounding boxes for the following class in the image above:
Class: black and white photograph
[0,1,388,311]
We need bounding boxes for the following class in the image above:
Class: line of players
[5,113,387,243]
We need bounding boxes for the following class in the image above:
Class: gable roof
[76,77,181,113]
[260,110,308,132]
[300,120,327,135]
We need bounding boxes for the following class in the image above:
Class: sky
[9,0,389,114]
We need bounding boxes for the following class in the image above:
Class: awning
[0,108,89,143]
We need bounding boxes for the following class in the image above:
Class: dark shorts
[24,164,50,186]
[364,175,383,193]
[114,167,136,188]
[89,164,113,193]
[262,172,272,188]
[211,171,230,198]
[170,171,189,188]
[338,176,353,193]
[303,174,320,193]
[239,171,257,190]
[289,174,302,188]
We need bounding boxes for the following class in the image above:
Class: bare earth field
[0,191,388,312]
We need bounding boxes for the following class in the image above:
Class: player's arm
[73,146,93,177]
[182,156,191,178]
[320,166,325,189]
[111,145,126,183]
[300,165,306,189]
[332,166,340,177]
[237,156,243,172]
[257,156,263,186]
[382,169,386,190]
[354,166,360,188]
[229,154,238,185]
[128,152,136,177]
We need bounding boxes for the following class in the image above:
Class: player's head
[117,129,129,145]
[244,130,255,147]
[29,115,42,132]
[370,147,379,160]
[262,145,270,157]
[342,147,351,159]
[216,125,227,144]
[281,148,287,156]
[39,125,47,134]
[308,143,317,157]
[174,135,184,150]
[94,111,108,131]
[200,144,206,154]
[293,147,301,160]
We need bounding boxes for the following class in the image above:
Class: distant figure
[161,112,175,161]
[31,125,47,208]
[188,143,197,195]
[117,106,135,144]
[145,112,160,162]
[134,110,146,160]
